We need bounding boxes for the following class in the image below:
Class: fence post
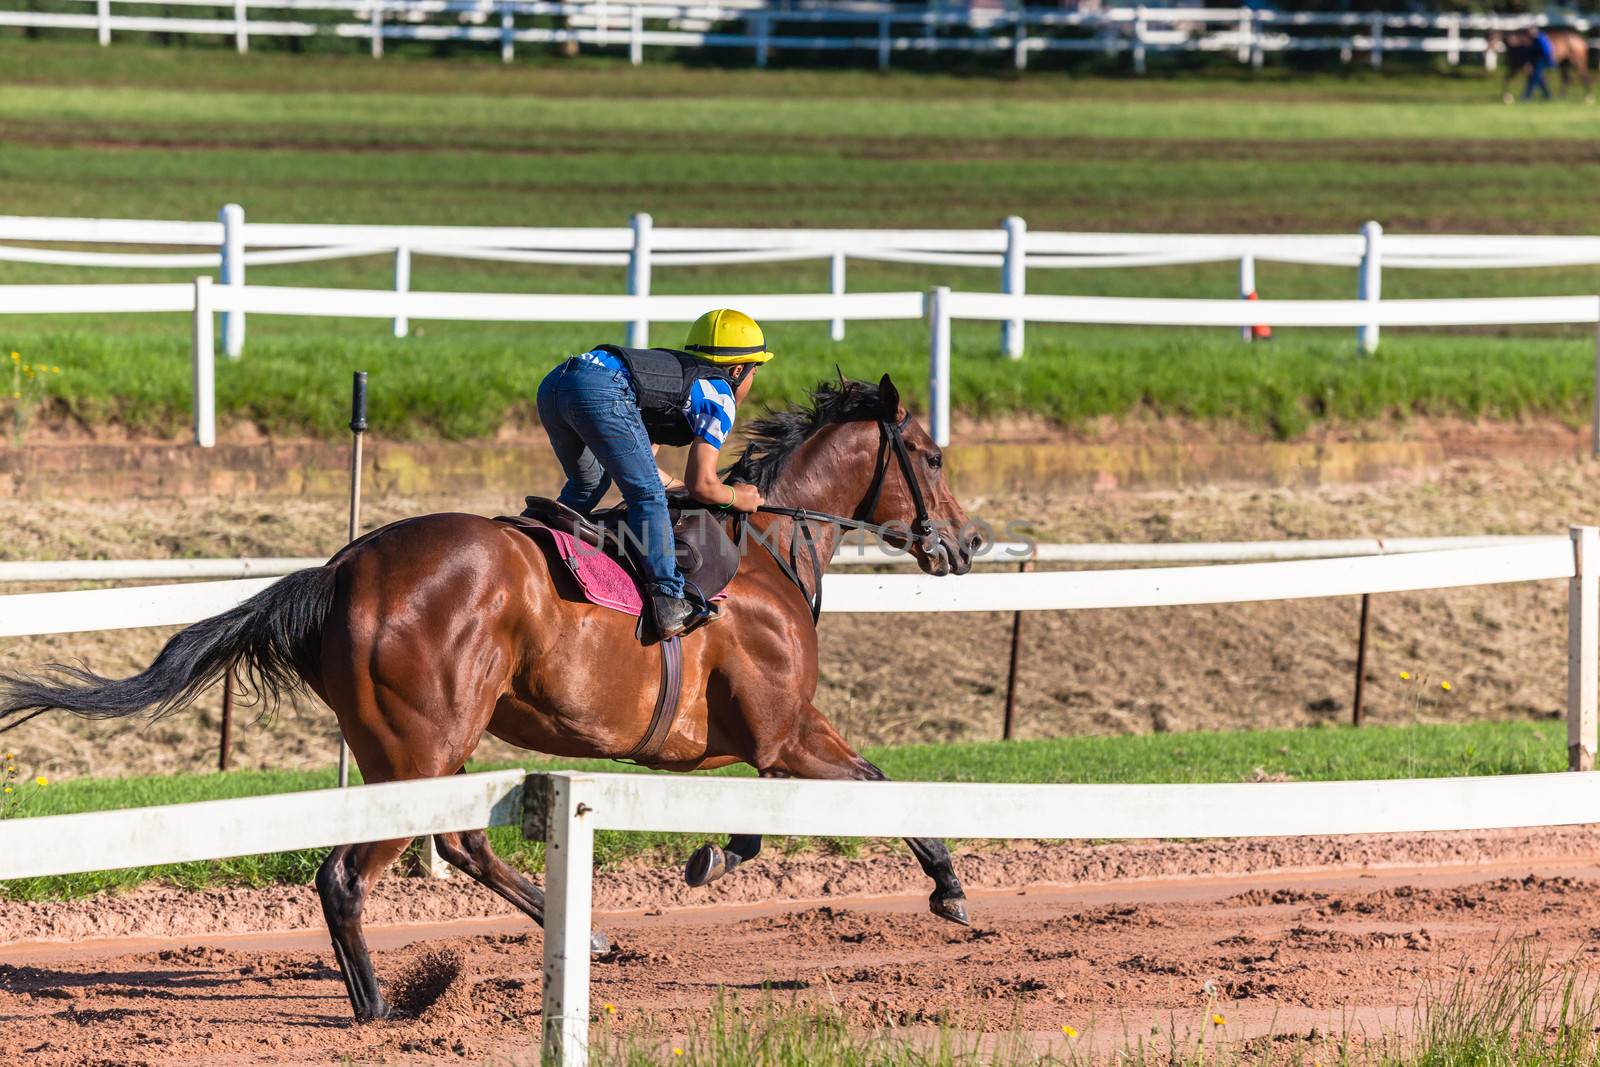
[1569,526,1599,771]
[928,286,951,448]
[754,12,770,69]
[1238,253,1255,344]
[393,246,410,339]
[1132,5,1147,74]
[537,774,595,1067]
[370,2,383,58]
[1236,8,1250,64]
[500,3,514,63]
[1012,12,1027,70]
[233,0,248,53]
[1446,15,1460,65]
[829,250,846,342]
[877,14,891,69]
[1001,215,1026,359]
[629,6,643,65]
[1357,220,1382,355]
[626,212,652,348]
[192,277,216,449]
[96,0,110,45]
[1592,315,1600,459]
[1369,14,1383,68]
[219,203,245,359]
[1250,11,1263,68]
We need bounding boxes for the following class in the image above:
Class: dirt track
[4,830,1600,1064]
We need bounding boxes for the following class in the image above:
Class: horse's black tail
[0,565,339,734]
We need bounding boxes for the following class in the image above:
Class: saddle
[494,497,742,766]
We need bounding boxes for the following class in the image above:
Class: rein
[737,411,934,622]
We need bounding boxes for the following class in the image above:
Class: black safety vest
[595,345,735,447]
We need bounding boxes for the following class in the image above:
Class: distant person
[1525,28,1555,101]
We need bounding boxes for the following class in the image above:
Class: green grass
[0,719,1565,901]
[4,40,1600,437]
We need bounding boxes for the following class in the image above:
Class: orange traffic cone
[1246,290,1272,341]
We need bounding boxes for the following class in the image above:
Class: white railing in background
[0,1,1583,74]
[14,211,1600,359]
[0,535,1556,584]
[4,532,1596,768]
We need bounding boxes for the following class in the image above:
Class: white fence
[14,211,1600,359]
[0,0,1581,73]
[4,531,1596,762]
[7,766,1600,1065]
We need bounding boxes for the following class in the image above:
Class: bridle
[734,411,936,622]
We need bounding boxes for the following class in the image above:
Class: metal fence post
[1239,253,1256,344]
[537,773,595,1067]
[1001,215,1026,359]
[219,202,245,359]
[928,286,951,448]
[830,250,846,342]
[1569,525,1599,771]
[393,246,410,339]
[627,212,652,348]
[192,277,216,448]
[233,0,248,53]
[96,0,110,45]
[1358,220,1382,355]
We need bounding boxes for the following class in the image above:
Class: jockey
[533,309,770,637]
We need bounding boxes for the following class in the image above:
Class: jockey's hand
[729,483,764,513]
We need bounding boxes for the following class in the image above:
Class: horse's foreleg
[433,828,612,955]
[315,836,412,1022]
[686,833,763,886]
[689,705,970,925]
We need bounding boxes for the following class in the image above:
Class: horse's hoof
[354,999,398,1024]
[930,894,971,927]
[590,931,614,958]
[684,843,728,887]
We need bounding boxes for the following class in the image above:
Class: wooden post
[218,670,234,772]
[538,774,595,1067]
[1352,593,1371,727]
[1002,557,1034,740]
[1569,526,1598,771]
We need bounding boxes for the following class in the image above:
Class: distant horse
[0,375,983,1024]
[1489,28,1594,104]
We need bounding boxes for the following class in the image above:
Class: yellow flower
[1061,1024,1079,1038]
[672,1050,684,1058]
[34,776,47,787]
[9,351,17,362]
[3,786,11,794]
[1211,1013,1226,1026]
[10,392,19,400]
[604,1003,616,1015]
[1440,681,1451,692]
[51,366,60,374]
[1399,671,1411,681]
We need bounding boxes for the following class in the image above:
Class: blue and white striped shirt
[576,348,737,449]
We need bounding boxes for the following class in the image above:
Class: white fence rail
[6,764,1600,1066]
[12,211,1600,359]
[0,0,1584,74]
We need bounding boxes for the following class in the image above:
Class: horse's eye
[927,452,943,470]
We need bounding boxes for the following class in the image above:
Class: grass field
[3,40,1600,438]
[0,719,1563,901]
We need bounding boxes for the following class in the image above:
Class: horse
[1489,28,1594,104]
[0,374,982,1024]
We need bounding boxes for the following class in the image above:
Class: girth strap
[621,635,683,763]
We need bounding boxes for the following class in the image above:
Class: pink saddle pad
[532,527,645,616]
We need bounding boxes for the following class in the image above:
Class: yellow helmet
[682,309,774,365]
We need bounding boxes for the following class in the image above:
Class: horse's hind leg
[316,836,412,1022]
[433,828,612,954]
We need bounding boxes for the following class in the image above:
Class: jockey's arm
[684,441,763,512]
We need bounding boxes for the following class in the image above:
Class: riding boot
[651,593,721,639]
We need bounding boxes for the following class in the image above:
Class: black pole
[339,371,368,789]
[1352,593,1371,727]
[1002,557,1033,740]
[218,669,234,772]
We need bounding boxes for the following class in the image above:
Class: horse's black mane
[724,379,885,494]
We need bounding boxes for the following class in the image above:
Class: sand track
[4,829,1600,1063]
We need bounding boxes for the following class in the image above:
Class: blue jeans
[537,358,684,598]
[1526,59,1552,100]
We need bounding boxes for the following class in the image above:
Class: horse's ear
[877,374,901,419]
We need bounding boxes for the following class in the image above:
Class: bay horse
[1489,27,1594,103]
[0,374,981,1023]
